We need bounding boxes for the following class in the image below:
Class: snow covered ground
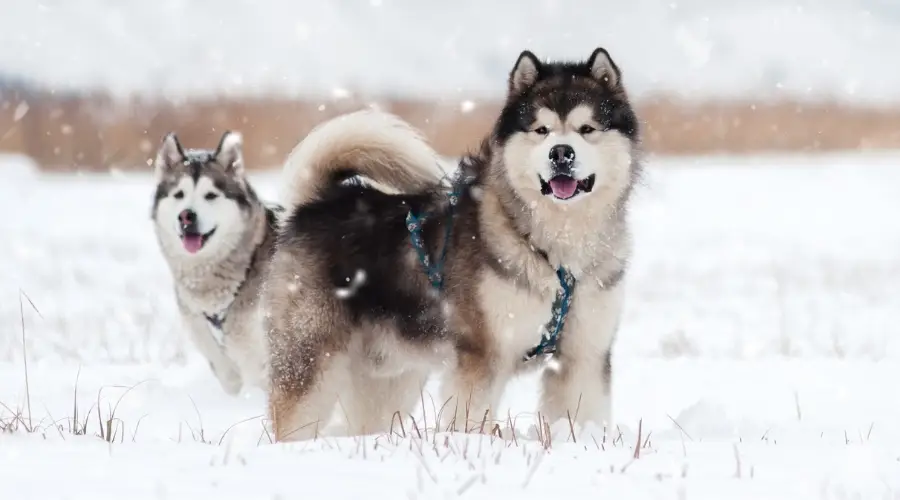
[1,0,898,104]
[1,152,900,498]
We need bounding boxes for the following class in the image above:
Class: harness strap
[405,189,577,361]
[204,312,226,330]
[405,190,459,290]
[522,267,577,361]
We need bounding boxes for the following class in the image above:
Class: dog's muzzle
[178,209,215,254]
[179,209,198,233]
[549,144,576,169]
[539,144,596,200]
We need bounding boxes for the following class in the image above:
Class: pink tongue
[549,177,578,199]
[182,234,203,254]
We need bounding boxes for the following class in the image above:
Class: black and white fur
[152,131,279,395]
[265,47,640,441]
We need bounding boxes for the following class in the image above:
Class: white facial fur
[497,104,635,274]
[152,131,251,260]
[502,104,633,207]
[154,175,247,259]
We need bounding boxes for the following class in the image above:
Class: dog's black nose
[178,209,197,231]
[549,144,576,166]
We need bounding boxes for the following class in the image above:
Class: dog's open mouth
[180,228,216,254]
[539,174,596,200]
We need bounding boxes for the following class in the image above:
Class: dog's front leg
[182,312,243,395]
[538,283,624,431]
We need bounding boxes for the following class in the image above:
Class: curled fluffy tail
[279,109,447,213]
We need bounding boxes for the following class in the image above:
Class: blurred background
[1,0,899,366]
[2,0,899,171]
[1,2,900,472]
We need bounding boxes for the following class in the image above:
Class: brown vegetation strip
[2,90,900,171]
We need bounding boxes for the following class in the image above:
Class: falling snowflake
[334,269,367,299]
[13,101,29,122]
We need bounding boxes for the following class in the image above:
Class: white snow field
[2,152,900,498]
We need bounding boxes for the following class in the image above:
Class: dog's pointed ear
[587,48,621,89]
[214,130,245,176]
[154,133,184,177]
[509,50,542,95]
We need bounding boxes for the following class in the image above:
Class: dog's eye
[173,190,184,199]
[533,126,550,136]
[578,125,597,135]
[204,192,219,201]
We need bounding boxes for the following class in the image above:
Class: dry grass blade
[43,406,66,440]
[410,416,423,440]
[566,410,577,444]
[591,434,603,451]
[0,402,30,433]
[633,419,643,459]
[19,292,33,431]
[96,394,105,441]
[542,416,552,450]
[419,391,429,442]
[613,426,624,447]
[666,413,694,442]
[217,415,264,446]
[95,380,153,442]
[533,413,545,449]
[187,395,207,443]
[491,423,502,441]
[506,411,519,448]
[131,414,149,442]
[389,410,407,440]
[477,409,489,435]
[71,367,81,435]
[642,431,653,449]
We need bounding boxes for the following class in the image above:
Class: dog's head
[492,48,639,211]
[151,131,259,259]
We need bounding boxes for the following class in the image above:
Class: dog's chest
[477,272,554,354]
[177,280,241,319]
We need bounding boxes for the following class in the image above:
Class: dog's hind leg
[339,369,430,437]
[264,248,355,442]
[267,335,350,443]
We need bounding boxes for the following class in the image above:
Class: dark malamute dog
[152,131,279,395]
[265,47,641,441]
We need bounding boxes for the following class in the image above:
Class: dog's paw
[209,360,244,396]
[218,371,244,396]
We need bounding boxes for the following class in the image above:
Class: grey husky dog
[265,47,641,441]
[152,131,279,395]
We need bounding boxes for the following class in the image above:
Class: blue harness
[405,190,576,361]
[522,267,576,361]
[405,190,459,290]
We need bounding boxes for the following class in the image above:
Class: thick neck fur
[158,204,268,314]
[479,152,633,286]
